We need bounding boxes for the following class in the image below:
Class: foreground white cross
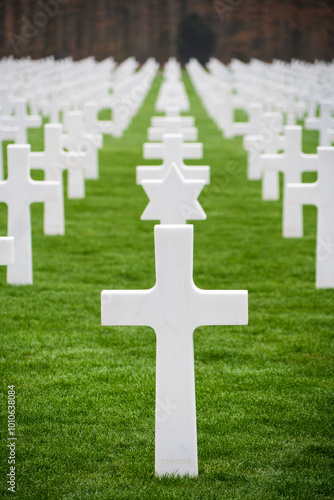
[0,145,61,284]
[305,101,334,147]
[102,225,248,476]
[137,134,210,184]
[2,98,41,144]
[286,147,334,288]
[259,126,318,237]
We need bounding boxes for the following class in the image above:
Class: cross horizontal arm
[244,135,262,150]
[305,117,319,129]
[192,288,248,328]
[285,182,320,207]
[144,141,203,160]
[151,116,194,128]
[59,151,86,170]
[0,180,11,204]
[136,164,210,184]
[0,237,14,266]
[29,180,61,204]
[182,143,202,158]
[148,127,197,142]
[233,122,251,135]
[30,152,47,169]
[260,154,286,172]
[143,143,164,159]
[101,289,155,328]
[300,154,318,171]
[0,126,18,142]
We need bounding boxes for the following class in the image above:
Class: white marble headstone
[0,108,19,180]
[260,126,318,237]
[30,124,85,235]
[233,103,263,136]
[137,134,210,185]
[101,224,248,476]
[2,98,41,144]
[243,111,284,180]
[148,117,198,142]
[63,110,102,180]
[286,147,334,288]
[0,145,61,285]
[305,101,334,147]
[151,114,194,128]
[30,123,85,234]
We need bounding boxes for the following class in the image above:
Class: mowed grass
[0,72,333,499]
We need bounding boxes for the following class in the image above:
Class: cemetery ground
[0,73,333,499]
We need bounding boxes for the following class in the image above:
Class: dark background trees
[0,0,333,63]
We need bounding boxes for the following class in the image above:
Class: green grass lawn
[0,72,333,499]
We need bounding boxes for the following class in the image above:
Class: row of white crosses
[0,56,115,122]
[187,58,265,140]
[188,58,334,288]
[0,56,159,283]
[227,58,334,123]
[0,98,42,178]
[101,58,159,137]
[0,56,159,140]
[101,57,248,478]
[0,57,114,178]
[0,98,100,283]
[0,79,16,268]
[189,56,334,134]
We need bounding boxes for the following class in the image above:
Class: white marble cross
[141,163,206,224]
[83,101,104,144]
[48,90,70,124]
[63,110,102,180]
[286,147,334,288]
[217,101,263,139]
[0,114,19,180]
[90,105,115,141]
[162,105,190,118]
[30,124,86,235]
[243,112,284,180]
[151,114,194,128]
[2,98,41,144]
[137,134,210,185]
[305,101,334,147]
[232,103,263,136]
[0,237,14,266]
[260,126,318,237]
[148,117,198,142]
[156,97,190,113]
[0,145,61,285]
[101,224,248,476]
